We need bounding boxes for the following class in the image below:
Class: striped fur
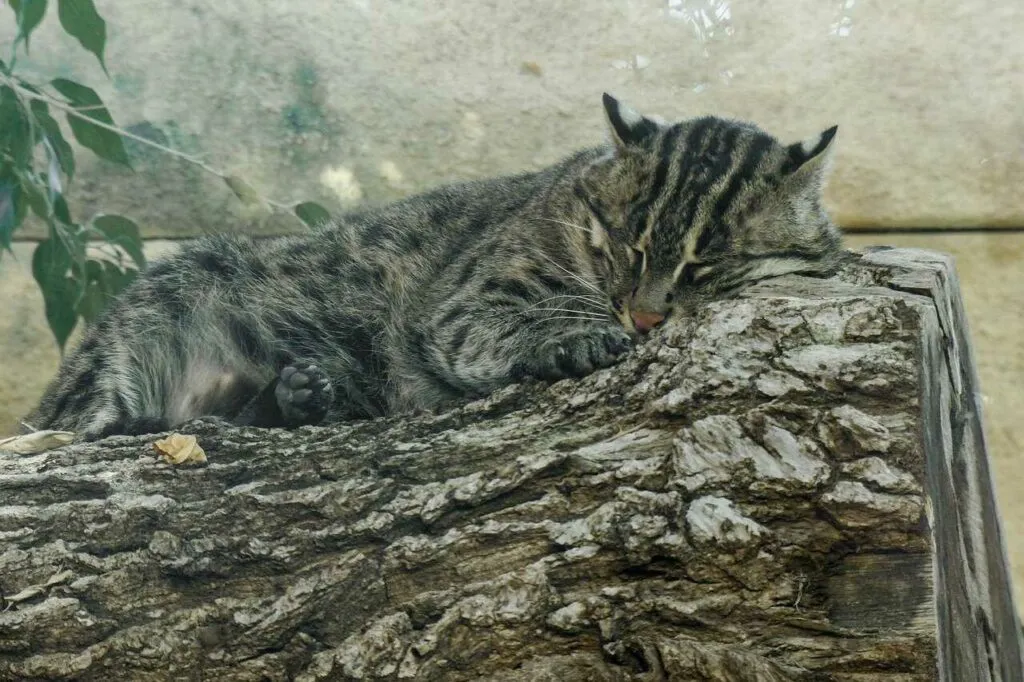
[27,95,842,439]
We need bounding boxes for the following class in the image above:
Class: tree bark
[0,248,1020,681]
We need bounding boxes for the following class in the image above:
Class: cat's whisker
[523,305,606,316]
[527,292,604,305]
[522,315,614,328]
[517,306,608,319]
[538,291,603,302]
[539,217,590,235]
[538,253,603,295]
[524,294,607,313]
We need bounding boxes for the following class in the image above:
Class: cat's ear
[784,125,838,183]
[602,93,659,148]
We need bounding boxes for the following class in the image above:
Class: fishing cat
[28,94,842,440]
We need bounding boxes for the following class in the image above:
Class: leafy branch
[0,0,331,351]
[3,78,306,213]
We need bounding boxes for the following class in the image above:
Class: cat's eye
[693,265,715,281]
[677,261,712,286]
[630,247,647,278]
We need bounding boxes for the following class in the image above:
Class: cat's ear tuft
[784,125,838,179]
[602,93,659,148]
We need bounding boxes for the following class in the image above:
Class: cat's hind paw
[275,362,334,426]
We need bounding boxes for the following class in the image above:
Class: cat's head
[576,93,843,334]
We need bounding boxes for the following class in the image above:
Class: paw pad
[275,363,334,426]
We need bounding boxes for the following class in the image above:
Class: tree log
[0,248,1020,681]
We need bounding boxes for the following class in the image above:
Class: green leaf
[10,0,48,51]
[52,192,71,223]
[50,78,130,167]
[1,170,29,243]
[12,178,27,230]
[0,85,32,166]
[74,258,106,323]
[92,214,145,269]
[56,0,106,71]
[223,175,264,206]
[34,234,71,283]
[32,237,78,350]
[102,260,138,296]
[17,171,50,219]
[0,182,16,251]
[75,278,106,323]
[29,100,75,180]
[75,260,137,324]
[294,201,331,228]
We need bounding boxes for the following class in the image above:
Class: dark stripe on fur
[627,124,686,237]
[708,133,773,238]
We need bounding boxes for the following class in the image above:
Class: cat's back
[328,151,598,267]
[122,149,598,321]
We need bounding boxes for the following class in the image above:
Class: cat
[27,94,842,440]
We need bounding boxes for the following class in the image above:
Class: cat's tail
[22,328,132,439]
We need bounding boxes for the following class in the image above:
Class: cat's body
[28,95,843,440]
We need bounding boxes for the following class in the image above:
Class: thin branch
[5,77,303,216]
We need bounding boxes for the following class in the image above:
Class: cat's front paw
[533,324,633,380]
[275,362,334,426]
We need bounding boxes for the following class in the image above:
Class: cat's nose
[630,310,665,334]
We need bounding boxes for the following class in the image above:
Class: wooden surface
[862,247,1024,681]
[0,249,1019,681]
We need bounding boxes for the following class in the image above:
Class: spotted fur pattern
[27,94,843,439]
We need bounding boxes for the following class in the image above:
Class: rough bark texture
[0,249,1020,681]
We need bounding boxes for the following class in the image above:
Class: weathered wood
[0,248,1019,681]
[861,247,1024,681]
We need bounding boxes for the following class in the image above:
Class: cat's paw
[275,362,334,426]
[533,324,633,380]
